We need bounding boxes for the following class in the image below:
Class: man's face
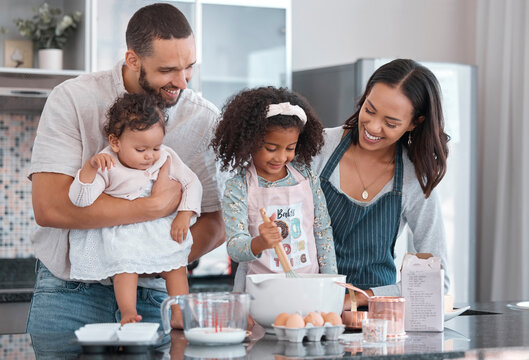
[137,36,196,107]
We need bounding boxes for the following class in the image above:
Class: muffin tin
[272,323,345,343]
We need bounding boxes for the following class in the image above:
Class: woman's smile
[363,127,384,143]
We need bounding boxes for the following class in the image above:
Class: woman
[311,58,450,306]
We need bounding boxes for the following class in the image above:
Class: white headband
[266,102,307,124]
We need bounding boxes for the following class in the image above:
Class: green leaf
[12,3,82,49]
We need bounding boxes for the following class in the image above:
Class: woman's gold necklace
[351,146,394,200]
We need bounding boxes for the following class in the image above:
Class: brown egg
[274,312,290,326]
[322,311,342,325]
[285,313,305,328]
[304,311,324,327]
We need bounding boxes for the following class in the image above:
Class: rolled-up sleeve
[68,170,107,207]
[29,84,84,178]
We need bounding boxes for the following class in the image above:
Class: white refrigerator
[293,58,477,304]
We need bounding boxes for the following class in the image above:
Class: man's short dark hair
[126,3,193,57]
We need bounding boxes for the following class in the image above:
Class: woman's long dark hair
[344,59,449,198]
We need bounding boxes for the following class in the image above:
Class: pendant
[362,190,369,200]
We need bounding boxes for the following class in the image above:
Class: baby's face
[112,122,165,170]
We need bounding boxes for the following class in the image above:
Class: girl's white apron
[246,162,319,275]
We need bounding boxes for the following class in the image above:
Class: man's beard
[138,66,181,108]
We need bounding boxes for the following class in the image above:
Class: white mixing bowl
[246,273,346,333]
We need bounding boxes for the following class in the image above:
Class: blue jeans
[26,261,168,333]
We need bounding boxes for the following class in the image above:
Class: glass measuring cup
[161,292,251,345]
[368,296,406,339]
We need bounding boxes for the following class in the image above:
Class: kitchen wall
[0,112,38,258]
[291,0,477,70]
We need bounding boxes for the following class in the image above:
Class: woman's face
[358,82,417,151]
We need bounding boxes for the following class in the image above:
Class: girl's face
[109,121,165,170]
[252,126,300,182]
[358,82,417,151]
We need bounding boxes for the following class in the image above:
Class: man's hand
[31,160,181,229]
[148,159,182,218]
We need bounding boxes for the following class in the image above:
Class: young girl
[68,93,202,326]
[211,86,337,290]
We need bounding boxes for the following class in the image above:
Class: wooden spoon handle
[335,281,371,299]
[259,208,292,272]
[349,288,357,312]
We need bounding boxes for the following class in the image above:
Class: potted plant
[14,3,82,70]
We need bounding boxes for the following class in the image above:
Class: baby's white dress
[68,145,202,281]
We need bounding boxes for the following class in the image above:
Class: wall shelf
[0,67,85,77]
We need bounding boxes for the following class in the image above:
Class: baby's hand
[257,213,283,250]
[171,211,193,243]
[89,153,115,171]
[79,153,115,183]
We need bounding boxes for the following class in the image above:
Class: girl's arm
[222,175,262,262]
[164,147,204,243]
[69,153,114,207]
[164,146,202,216]
[302,164,338,274]
[68,170,107,208]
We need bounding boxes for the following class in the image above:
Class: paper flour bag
[401,253,444,332]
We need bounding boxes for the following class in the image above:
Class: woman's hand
[342,288,374,310]
[355,289,373,307]
[251,213,282,255]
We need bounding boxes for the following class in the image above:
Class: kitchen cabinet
[0,0,89,112]
[0,0,90,73]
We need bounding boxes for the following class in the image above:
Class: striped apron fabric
[320,131,403,289]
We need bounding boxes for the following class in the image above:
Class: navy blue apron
[320,131,403,289]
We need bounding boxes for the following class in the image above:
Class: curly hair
[104,93,167,139]
[211,87,324,172]
[344,59,449,198]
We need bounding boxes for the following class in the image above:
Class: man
[27,3,225,332]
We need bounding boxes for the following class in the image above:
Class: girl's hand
[79,153,116,184]
[171,211,193,243]
[89,153,115,171]
[252,213,282,255]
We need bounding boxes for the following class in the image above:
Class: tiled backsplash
[0,113,38,258]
